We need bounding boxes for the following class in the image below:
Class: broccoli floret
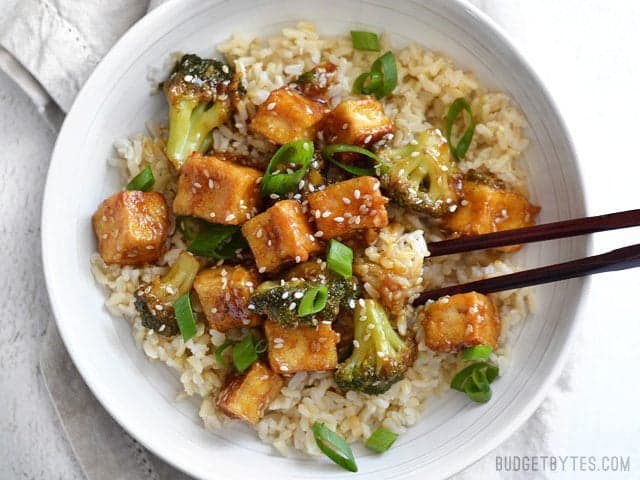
[334,299,415,395]
[163,54,240,169]
[378,128,462,217]
[134,252,200,336]
[248,262,359,327]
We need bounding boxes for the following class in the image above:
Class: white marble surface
[0,1,639,478]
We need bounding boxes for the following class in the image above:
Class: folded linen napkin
[1,1,574,478]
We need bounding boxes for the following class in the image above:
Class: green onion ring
[321,144,384,177]
[445,97,476,161]
[260,140,314,197]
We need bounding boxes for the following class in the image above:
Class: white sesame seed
[295,255,301,263]
[194,182,202,188]
[266,102,276,110]
[274,343,284,349]
[302,142,310,150]
[255,177,263,184]
[210,307,218,314]
[308,184,315,192]
[341,123,348,130]
[363,135,373,144]
[342,197,351,204]
[280,365,289,371]
[314,231,324,238]
[222,64,230,74]
[288,302,296,311]
[282,291,289,299]
[358,298,366,307]
[353,340,360,348]
[411,151,420,157]
[461,199,469,206]
[256,229,263,239]
[248,303,256,310]
[269,193,280,200]
[155,305,164,311]
[334,216,344,223]
[258,267,266,273]
[209,212,216,218]
[242,318,251,325]
[145,245,155,250]
[322,211,331,218]
[354,189,361,199]
[208,178,214,189]
[158,325,166,332]
[314,209,321,218]
[101,233,108,239]
[299,179,305,189]
[294,291,304,299]
[225,214,236,222]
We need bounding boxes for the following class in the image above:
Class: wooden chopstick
[413,243,640,305]
[427,209,640,257]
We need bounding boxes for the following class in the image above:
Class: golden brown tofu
[307,176,389,239]
[264,321,340,374]
[241,200,321,273]
[421,292,500,352]
[173,153,262,224]
[321,97,394,147]
[442,180,540,253]
[250,86,327,144]
[93,191,169,265]
[193,265,262,332]
[216,361,283,425]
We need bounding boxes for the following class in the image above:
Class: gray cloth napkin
[1,1,571,478]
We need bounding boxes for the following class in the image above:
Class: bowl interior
[41,0,587,478]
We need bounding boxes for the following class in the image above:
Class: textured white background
[0,0,639,478]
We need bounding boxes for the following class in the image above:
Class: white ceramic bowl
[41,0,588,478]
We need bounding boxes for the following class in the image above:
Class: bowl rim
[41,0,589,478]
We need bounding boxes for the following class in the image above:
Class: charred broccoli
[248,262,359,327]
[378,128,462,217]
[163,54,240,169]
[134,251,200,336]
[334,299,415,395]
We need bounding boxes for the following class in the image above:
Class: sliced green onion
[298,285,329,316]
[232,335,259,373]
[174,294,197,342]
[311,422,358,472]
[254,339,268,354]
[322,144,385,176]
[462,345,493,362]
[297,70,315,84]
[350,31,381,51]
[176,216,204,241]
[126,166,155,192]
[352,51,397,99]
[214,340,237,367]
[365,427,398,453]
[370,51,397,99]
[187,224,237,257]
[260,140,314,197]
[327,239,353,279]
[450,361,499,404]
[445,97,476,161]
[211,229,249,260]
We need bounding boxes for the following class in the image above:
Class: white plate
[41,0,588,478]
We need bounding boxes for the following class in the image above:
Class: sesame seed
[209,212,216,218]
[273,343,284,349]
[255,177,263,184]
[267,239,272,247]
[266,102,276,110]
[411,151,420,157]
[210,307,218,314]
[256,229,263,239]
[258,267,266,273]
[342,197,351,204]
[242,318,251,325]
[334,217,344,223]
[363,135,373,144]
[299,179,305,189]
[155,305,164,311]
[145,245,155,250]
[353,340,360,348]
[282,291,290,299]
[248,303,256,310]
[225,214,236,222]
[222,64,230,74]
[314,231,324,238]
[342,123,348,130]
[354,189,361,199]
[208,178,214,189]
[158,325,166,332]
[295,255,301,263]
[288,302,296,311]
[302,142,310,151]
[194,182,202,188]
[461,199,470,206]
[314,210,321,218]
[322,211,331,218]
[308,184,315,192]
[358,298,365,307]
[101,234,108,239]
[280,365,289,371]
[294,291,304,299]
[270,193,280,200]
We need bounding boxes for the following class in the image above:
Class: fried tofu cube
[307,176,389,239]
[264,321,340,374]
[421,292,500,352]
[193,265,262,332]
[173,153,262,224]
[93,191,169,265]
[216,361,283,425]
[321,97,394,147]
[442,180,540,253]
[251,86,327,144]
[241,200,321,273]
